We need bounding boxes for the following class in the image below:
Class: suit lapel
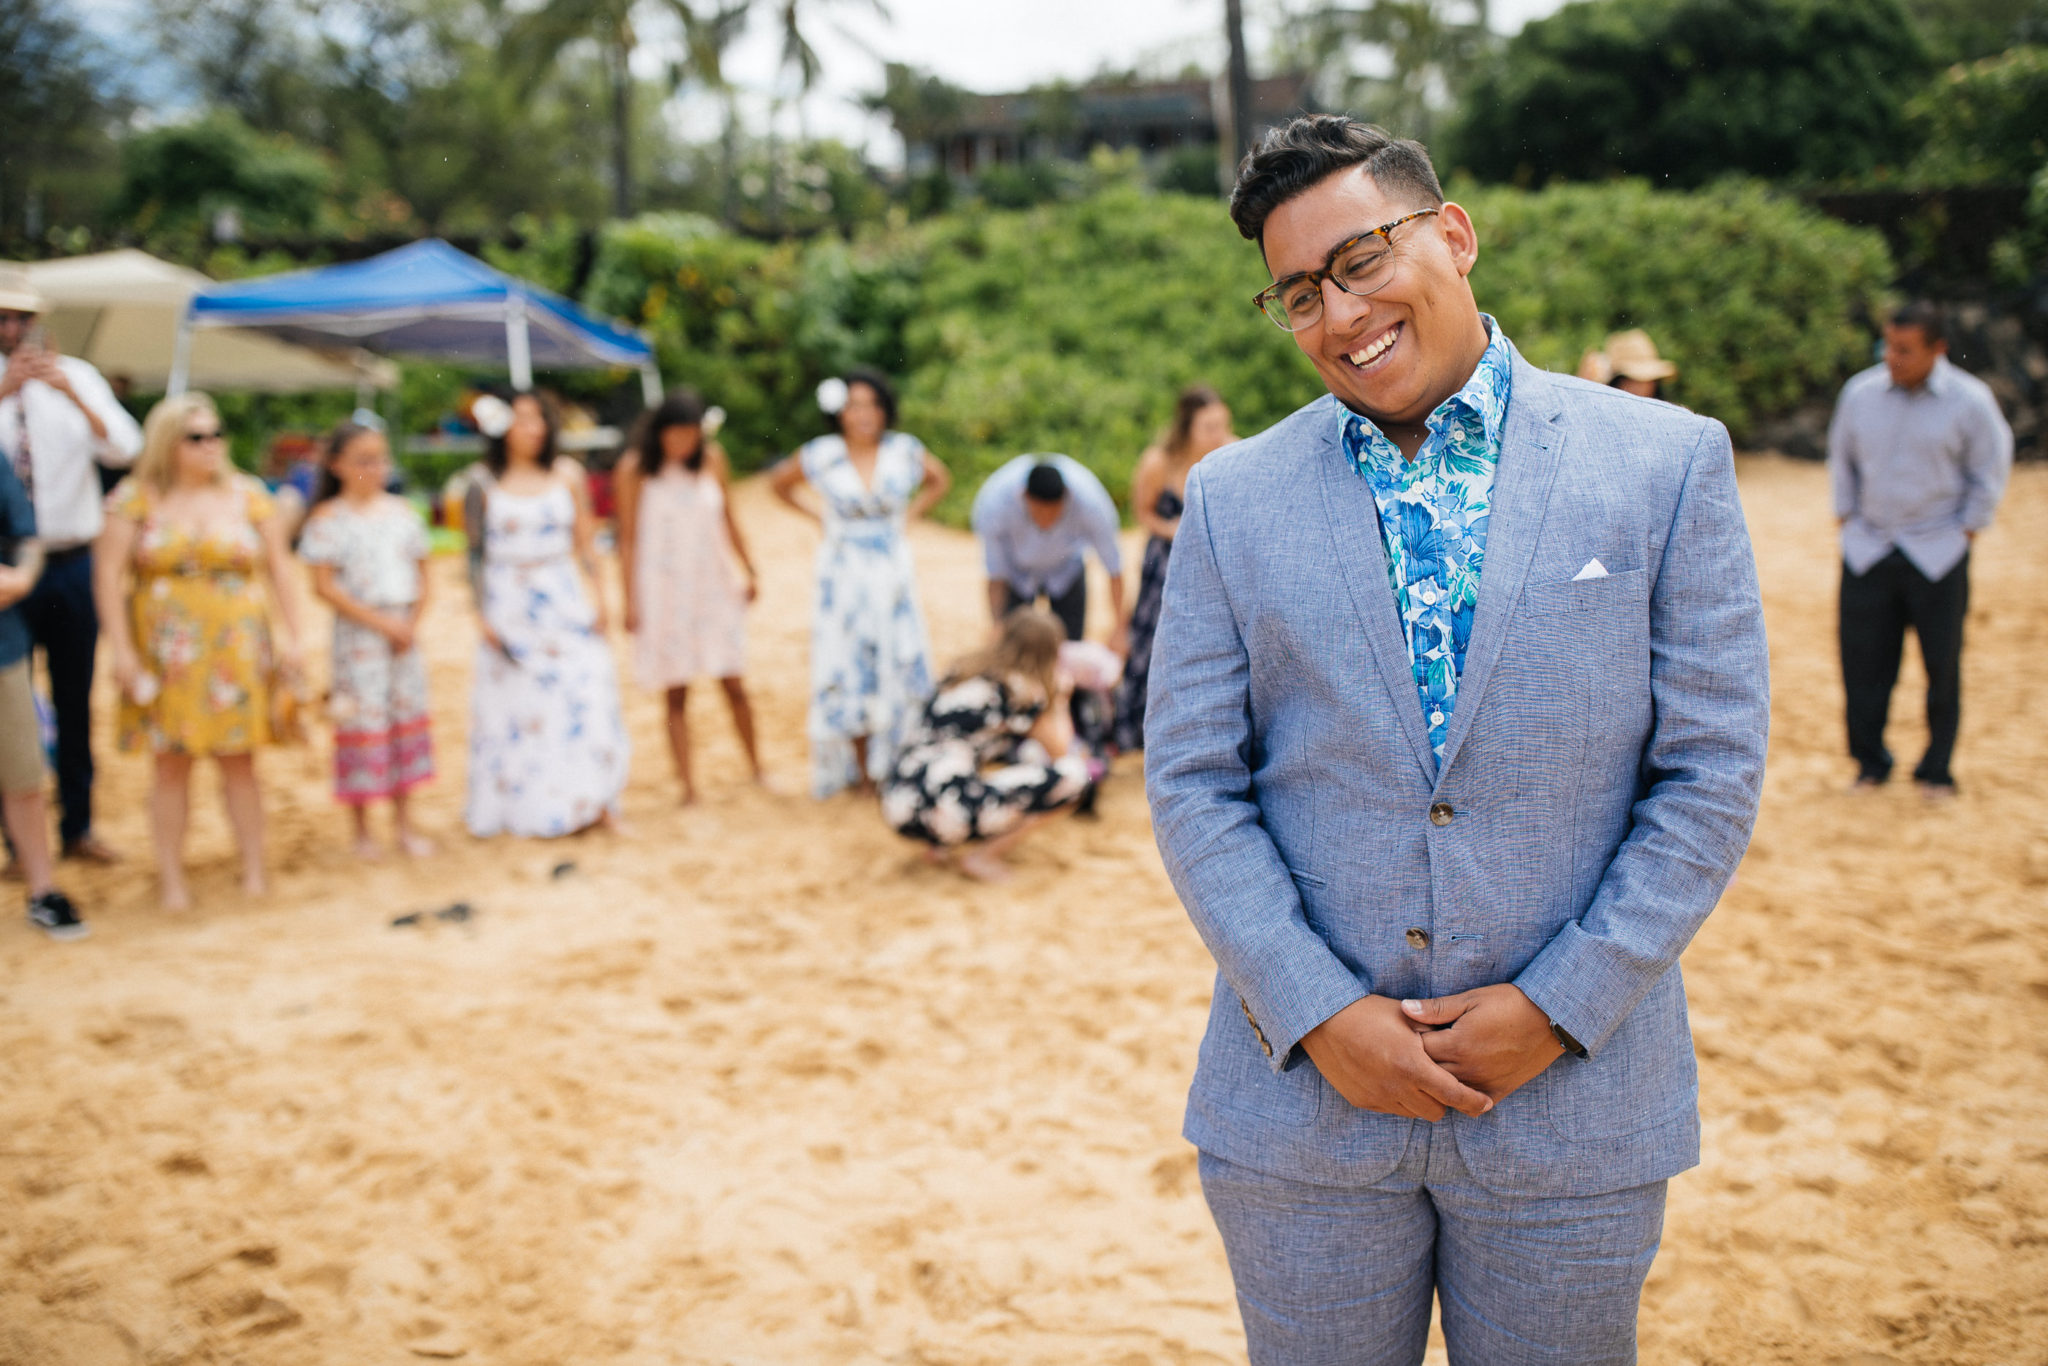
[1432,354,1565,784]
[1313,402,1439,784]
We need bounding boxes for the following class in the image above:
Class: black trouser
[17,548,98,845]
[997,576,1087,642]
[1839,549,1969,787]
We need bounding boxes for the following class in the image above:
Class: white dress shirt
[1828,356,2013,579]
[0,354,145,548]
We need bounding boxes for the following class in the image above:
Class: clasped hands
[1299,985,1566,1122]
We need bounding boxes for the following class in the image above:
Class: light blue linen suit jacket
[1145,354,1769,1198]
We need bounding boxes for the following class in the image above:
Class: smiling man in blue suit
[1144,116,1769,1364]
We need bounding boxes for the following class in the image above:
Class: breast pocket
[1516,568,1648,619]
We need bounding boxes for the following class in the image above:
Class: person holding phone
[0,268,143,867]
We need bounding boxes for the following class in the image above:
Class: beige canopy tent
[18,249,397,396]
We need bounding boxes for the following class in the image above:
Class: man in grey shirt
[970,454,1127,650]
[1828,301,2012,794]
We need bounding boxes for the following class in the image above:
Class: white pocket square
[1571,558,1610,582]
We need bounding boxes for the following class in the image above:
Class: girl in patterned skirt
[299,422,435,858]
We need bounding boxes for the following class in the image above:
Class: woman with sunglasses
[94,393,305,910]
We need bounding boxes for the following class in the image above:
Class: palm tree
[764,0,888,224]
[1281,0,1495,143]
[510,0,741,220]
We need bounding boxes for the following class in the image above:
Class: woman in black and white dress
[880,608,1090,882]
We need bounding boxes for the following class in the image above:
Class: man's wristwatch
[1549,1019,1588,1059]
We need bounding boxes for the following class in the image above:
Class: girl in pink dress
[616,389,769,805]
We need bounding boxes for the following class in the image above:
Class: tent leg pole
[640,364,662,408]
[168,320,194,397]
[506,300,533,392]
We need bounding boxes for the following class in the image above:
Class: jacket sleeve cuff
[1512,922,1639,1058]
[1244,949,1369,1075]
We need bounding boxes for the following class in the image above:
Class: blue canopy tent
[168,238,661,405]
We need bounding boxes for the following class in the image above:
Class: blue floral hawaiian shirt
[1338,316,1514,765]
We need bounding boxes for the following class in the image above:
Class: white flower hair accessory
[472,394,514,439]
[702,405,726,437]
[815,377,849,416]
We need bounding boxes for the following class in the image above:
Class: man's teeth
[1349,328,1399,366]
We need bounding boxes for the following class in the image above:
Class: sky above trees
[72,0,1571,167]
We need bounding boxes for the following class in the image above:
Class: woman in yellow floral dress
[93,393,305,910]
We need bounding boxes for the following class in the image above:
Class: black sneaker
[28,890,89,941]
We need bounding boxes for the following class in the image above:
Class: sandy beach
[1,455,2043,1366]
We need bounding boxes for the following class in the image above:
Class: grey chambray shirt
[970,453,1123,598]
[1828,356,2013,578]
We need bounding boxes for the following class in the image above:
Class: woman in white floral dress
[880,608,1092,882]
[768,368,950,797]
[299,421,435,858]
[461,393,628,838]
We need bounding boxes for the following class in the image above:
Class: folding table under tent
[168,238,662,405]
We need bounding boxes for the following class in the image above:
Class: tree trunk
[1223,0,1253,174]
[609,39,634,220]
[720,93,740,227]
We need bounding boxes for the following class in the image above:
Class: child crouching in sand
[299,422,436,857]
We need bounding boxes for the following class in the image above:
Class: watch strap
[1549,1019,1588,1058]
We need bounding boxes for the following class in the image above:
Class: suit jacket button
[1406,927,1431,949]
[1429,802,1455,826]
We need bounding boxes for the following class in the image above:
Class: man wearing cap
[0,267,143,863]
[1829,300,2012,796]
[970,453,1127,651]
[1145,116,1768,1362]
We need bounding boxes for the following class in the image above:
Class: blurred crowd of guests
[0,255,2012,939]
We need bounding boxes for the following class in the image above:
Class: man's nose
[1320,276,1375,337]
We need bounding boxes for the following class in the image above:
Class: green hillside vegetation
[578,178,1891,522]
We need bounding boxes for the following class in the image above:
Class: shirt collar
[1339,314,1513,476]
[1888,355,1952,397]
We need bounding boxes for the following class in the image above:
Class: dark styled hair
[835,364,898,434]
[484,390,559,475]
[1889,300,1947,346]
[1228,115,1444,246]
[635,387,709,473]
[312,421,382,507]
[1164,384,1225,457]
[1024,462,1067,503]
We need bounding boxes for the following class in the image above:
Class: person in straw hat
[1577,327,1679,400]
[0,265,143,868]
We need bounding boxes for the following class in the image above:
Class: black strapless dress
[1112,486,1183,751]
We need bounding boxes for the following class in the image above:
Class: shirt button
[1406,927,1431,949]
[1429,802,1455,826]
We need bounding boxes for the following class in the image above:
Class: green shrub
[1908,45,2048,185]
[1460,178,1894,440]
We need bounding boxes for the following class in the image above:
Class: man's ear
[1438,202,1480,279]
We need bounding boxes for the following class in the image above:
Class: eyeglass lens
[182,429,223,443]
[1268,241,1396,329]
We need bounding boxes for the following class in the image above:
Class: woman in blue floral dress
[461,393,629,837]
[769,368,951,797]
